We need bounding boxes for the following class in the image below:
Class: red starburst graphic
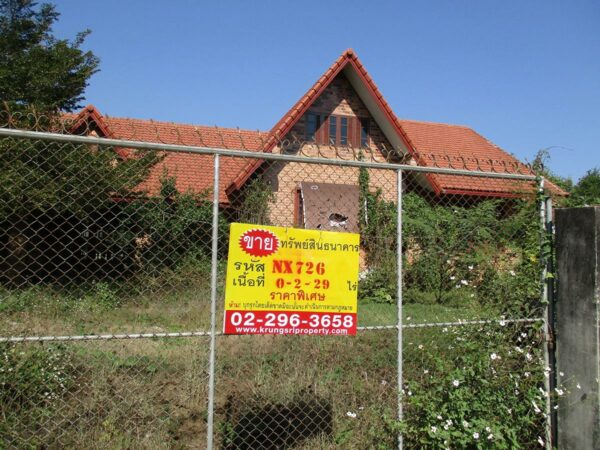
[239,229,279,257]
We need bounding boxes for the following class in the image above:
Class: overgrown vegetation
[0,342,77,445]
[401,324,547,449]
[236,176,275,225]
[357,167,542,319]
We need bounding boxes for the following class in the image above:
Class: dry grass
[0,281,504,449]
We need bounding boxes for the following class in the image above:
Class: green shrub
[401,324,547,448]
[0,343,75,407]
[358,267,396,304]
[236,177,275,225]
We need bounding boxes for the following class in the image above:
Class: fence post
[539,178,554,450]
[206,154,220,450]
[555,206,600,449]
[396,169,403,450]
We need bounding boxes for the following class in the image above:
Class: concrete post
[555,207,600,449]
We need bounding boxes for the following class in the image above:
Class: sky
[51,0,599,183]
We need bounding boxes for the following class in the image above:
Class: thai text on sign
[224,223,360,336]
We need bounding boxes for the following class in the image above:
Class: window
[305,113,320,142]
[340,117,348,145]
[360,119,369,147]
[305,113,370,148]
[328,116,337,145]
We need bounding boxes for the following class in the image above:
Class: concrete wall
[555,206,600,449]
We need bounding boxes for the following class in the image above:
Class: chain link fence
[0,112,555,449]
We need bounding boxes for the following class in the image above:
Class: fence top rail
[0,127,538,181]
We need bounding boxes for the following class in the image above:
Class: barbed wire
[0,104,536,175]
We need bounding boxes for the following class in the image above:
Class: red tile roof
[398,120,531,196]
[228,48,421,192]
[69,49,567,201]
[70,105,266,204]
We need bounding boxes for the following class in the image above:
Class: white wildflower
[431,426,437,433]
[509,270,516,276]
[468,265,474,270]
[577,383,582,390]
[559,371,564,377]
[450,276,456,280]
[532,400,541,414]
[555,388,564,396]
[526,353,533,361]
[538,436,545,446]
[424,369,429,374]
[473,432,480,440]
[487,433,494,440]
[490,353,499,361]
[437,415,443,420]
[418,344,424,350]
[462,420,469,428]
[452,380,460,387]
[346,411,357,418]
[460,279,468,285]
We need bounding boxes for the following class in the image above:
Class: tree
[0,2,161,289]
[571,168,600,206]
[531,149,573,193]
[0,0,99,112]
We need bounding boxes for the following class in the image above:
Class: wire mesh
[0,113,555,448]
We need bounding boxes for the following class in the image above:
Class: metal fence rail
[0,125,553,449]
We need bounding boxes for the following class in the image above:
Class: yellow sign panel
[224,223,360,335]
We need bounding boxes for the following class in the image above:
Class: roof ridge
[104,115,266,134]
[398,118,472,129]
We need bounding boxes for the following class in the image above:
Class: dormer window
[306,113,370,148]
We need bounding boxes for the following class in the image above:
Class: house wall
[265,73,398,227]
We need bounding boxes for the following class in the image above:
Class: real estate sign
[224,223,360,336]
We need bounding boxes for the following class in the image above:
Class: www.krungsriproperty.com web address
[233,326,349,335]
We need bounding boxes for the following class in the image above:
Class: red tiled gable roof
[228,48,421,192]
[69,50,567,201]
[398,119,565,196]
[268,49,414,150]
[227,48,563,198]
[70,105,266,204]
[399,119,532,197]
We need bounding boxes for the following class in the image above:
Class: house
[69,49,561,231]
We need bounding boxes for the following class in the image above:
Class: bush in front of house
[357,171,542,318]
